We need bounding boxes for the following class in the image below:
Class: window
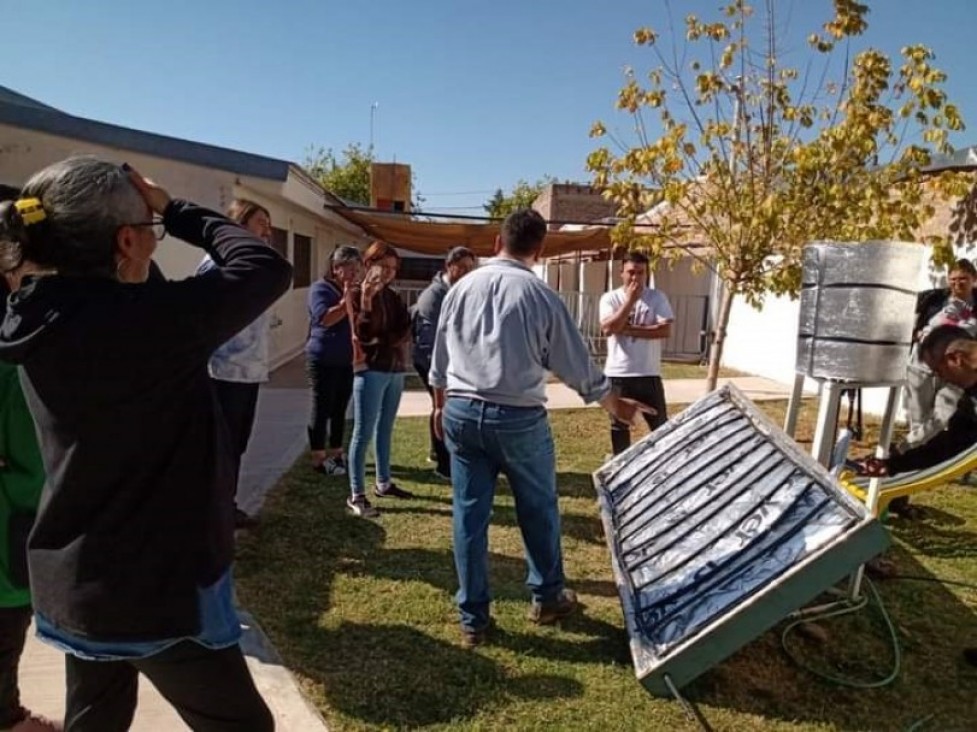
[270,227,288,258]
[293,233,312,288]
[397,256,444,282]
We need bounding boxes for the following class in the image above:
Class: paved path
[18,365,793,730]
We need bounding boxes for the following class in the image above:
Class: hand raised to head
[123,163,171,215]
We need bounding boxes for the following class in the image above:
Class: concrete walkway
[18,370,792,730]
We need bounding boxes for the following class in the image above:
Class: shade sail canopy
[328,206,615,257]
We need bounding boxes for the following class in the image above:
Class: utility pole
[370,102,379,152]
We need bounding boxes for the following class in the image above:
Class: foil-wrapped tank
[796,241,926,383]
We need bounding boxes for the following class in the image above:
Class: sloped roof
[328,207,614,257]
[920,145,977,174]
[0,85,290,180]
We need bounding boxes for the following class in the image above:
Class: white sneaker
[346,495,379,517]
[323,457,347,476]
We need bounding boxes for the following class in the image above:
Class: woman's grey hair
[331,245,362,267]
[0,156,145,276]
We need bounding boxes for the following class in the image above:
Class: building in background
[0,85,368,368]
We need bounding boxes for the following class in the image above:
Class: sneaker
[889,497,925,521]
[234,508,258,530]
[374,482,414,499]
[527,589,579,625]
[322,457,347,476]
[346,495,379,517]
[460,618,495,649]
[11,710,63,731]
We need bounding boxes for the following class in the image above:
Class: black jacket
[887,384,977,474]
[411,272,449,373]
[0,200,292,641]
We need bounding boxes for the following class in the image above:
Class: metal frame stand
[785,375,903,604]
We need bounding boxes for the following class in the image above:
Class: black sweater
[887,384,977,475]
[0,200,292,641]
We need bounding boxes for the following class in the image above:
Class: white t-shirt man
[599,287,675,376]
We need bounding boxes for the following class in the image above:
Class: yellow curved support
[839,447,977,514]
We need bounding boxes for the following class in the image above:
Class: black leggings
[64,641,273,732]
[306,359,354,451]
[415,363,451,475]
[212,380,260,503]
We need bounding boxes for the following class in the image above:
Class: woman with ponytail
[0,157,291,731]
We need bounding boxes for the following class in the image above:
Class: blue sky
[2,1,975,216]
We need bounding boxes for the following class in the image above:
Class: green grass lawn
[235,401,977,731]
[404,362,736,391]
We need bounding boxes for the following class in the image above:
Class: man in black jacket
[862,325,977,669]
[862,325,977,477]
[411,246,475,479]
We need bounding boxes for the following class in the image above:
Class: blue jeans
[442,397,565,631]
[348,370,405,496]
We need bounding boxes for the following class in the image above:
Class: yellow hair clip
[14,197,46,226]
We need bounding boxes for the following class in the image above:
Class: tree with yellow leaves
[588,0,969,389]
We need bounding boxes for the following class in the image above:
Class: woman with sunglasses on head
[345,241,414,517]
[0,156,291,731]
[197,199,275,529]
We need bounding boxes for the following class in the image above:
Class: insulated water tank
[796,241,926,383]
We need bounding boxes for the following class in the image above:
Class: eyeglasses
[127,218,166,241]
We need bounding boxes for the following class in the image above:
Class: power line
[423,205,491,211]
[420,189,497,197]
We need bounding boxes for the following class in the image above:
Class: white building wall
[0,123,234,279]
[0,123,367,368]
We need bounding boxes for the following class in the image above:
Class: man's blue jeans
[442,397,566,631]
[348,370,405,496]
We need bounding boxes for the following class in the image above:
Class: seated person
[859,325,977,478]
[858,324,977,668]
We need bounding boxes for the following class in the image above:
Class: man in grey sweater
[429,209,650,648]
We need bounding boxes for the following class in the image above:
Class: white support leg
[848,385,901,602]
[783,372,807,437]
[811,381,843,468]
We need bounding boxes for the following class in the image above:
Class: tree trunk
[706,283,737,392]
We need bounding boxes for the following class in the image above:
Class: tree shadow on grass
[489,612,632,666]
[294,622,584,728]
[888,508,977,560]
[356,547,540,603]
[685,544,977,731]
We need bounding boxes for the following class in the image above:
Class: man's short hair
[623,251,650,266]
[446,246,475,265]
[919,324,975,363]
[500,209,547,257]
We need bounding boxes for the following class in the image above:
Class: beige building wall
[0,123,368,368]
[533,183,616,229]
[0,123,234,278]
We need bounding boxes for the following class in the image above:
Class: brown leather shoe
[460,618,494,649]
[527,589,579,625]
